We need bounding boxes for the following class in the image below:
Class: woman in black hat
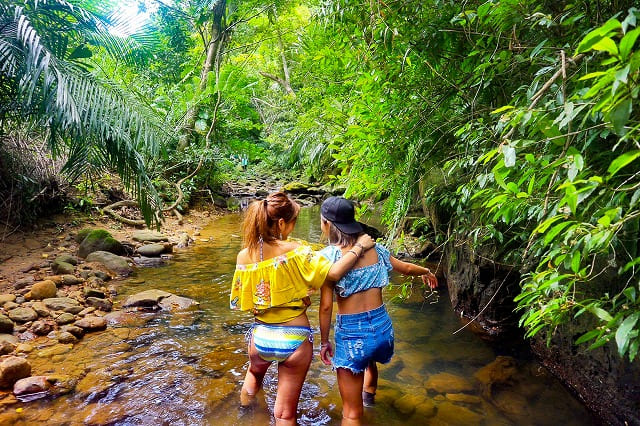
[317,196,437,425]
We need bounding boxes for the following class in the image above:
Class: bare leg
[274,339,313,425]
[337,368,365,426]
[241,336,272,406]
[363,361,378,394]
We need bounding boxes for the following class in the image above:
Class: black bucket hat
[321,196,364,234]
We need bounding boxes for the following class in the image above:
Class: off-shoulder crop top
[319,244,393,298]
[230,244,332,323]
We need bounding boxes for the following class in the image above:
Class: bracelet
[347,250,359,257]
[320,341,330,347]
[355,242,364,251]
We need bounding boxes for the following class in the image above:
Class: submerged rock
[158,295,199,311]
[424,372,475,394]
[122,289,172,308]
[13,376,50,396]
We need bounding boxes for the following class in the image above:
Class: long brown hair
[242,191,300,255]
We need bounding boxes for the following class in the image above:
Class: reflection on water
[5,207,595,425]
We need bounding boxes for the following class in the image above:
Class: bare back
[334,244,384,314]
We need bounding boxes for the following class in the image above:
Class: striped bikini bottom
[252,324,313,363]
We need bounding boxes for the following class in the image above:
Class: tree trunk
[178,0,227,151]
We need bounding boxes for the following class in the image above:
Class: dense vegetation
[1,0,639,361]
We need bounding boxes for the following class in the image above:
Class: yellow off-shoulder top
[230,244,332,323]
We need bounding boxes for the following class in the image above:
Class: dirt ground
[0,207,223,293]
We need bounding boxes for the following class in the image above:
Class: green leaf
[591,37,619,56]
[589,307,614,322]
[609,98,633,135]
[544,221,573,245]
[615,313,639,356]
[571,251,581,274]
[620,28,640,60]
[607,149,640,176]
[575,329,601,345]
[491,105,514,114]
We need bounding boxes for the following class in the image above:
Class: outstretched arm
[325,234,375,281]
[390,256,438,289]
[319,281,334,365]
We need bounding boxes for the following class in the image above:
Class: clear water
[7,207,595,425]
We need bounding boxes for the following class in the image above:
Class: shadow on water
[7,206,596,425]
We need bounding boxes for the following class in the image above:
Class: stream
[10,206,595,425]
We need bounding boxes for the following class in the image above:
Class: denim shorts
[332,304,394,374]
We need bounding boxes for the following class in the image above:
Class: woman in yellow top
[230,192,374,425]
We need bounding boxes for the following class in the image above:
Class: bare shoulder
[236,248,251,264]
[283,240,301,251]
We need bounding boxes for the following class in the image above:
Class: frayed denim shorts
[332,304,394,374]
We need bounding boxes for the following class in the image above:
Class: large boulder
[43,297,83,314]
[122,289,172,308]
[85,251,132,276]
[29,280,58,300]
[132,230,168,243]
[0,357,31,388]
[78,229,124,258]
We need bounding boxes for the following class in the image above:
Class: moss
[83,229,113,244]
[74,228,93,243]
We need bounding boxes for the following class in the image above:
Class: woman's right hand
[320,342,333,365]
[356,234,375,251]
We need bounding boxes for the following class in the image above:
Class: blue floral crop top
[319,244,393,298]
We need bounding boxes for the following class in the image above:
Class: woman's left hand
[356,234,375,251]
[421,271,438,289]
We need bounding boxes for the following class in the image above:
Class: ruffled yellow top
[230,244,332,323]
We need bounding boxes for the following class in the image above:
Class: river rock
[78,229,124,258]
[29,280,57,300]
[37,344,72,358]
[433,401,483,426]
[48,331,78,344]
[31,301,50,317]
[136,244,165,257]
[74,228,92,243]
[74,316,107,331]
[474,356,518,388]
[13,276,34,290]
[61,325,85,338]
[132,256,166,267]
[43,297,83,314]
[0,357,31,388]
[0,334,18,345]
[8,307,38,323]
[4,302,19,311]
[424,372,475,394]
[0,294,16,305]
[56,312,76,325]
[13,376,50,396]
[31,320,53,336]
[84,287,105,298]
[55,254,78,266]
[132,230,168,243]
[158,295,200,311]
[85,297,112,312]
[85,251,132,276]
[78,307,96,317]
[15,343,33,353]
[51,260,75,275]
[0,315,14,333]
[0,341,15,355]
[122,289,172,308]
[393,393,426,415]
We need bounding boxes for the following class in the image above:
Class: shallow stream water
[8,207,595,425]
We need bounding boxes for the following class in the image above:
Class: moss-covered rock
[74,228,93,243]
[77,229,124,258]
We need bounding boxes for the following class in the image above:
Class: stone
[424,372,475,394]
[55,254,78,266]
[136,244,165,257]
[43,297,83,314]
[56,312,76,325]
[413,399,437,418]
[48,331,77,344]
[0,335,18,345]
[90,271,110,281]
[15,344,33,353]
[122,289,172,308]
[393,393,426,415]
[37,344,72,358]
[51,260,75,275]
[3,302,18,311]
[446,393,482,404]
[77,307,96,317]
[0,341,15,355]
[14,277,34,290]
[474,356,518,388]
[77,229,124,258]
[132,230,168,243]
[61,275,84,285]
[31,320,53,336]
[158,295,200,311]
[0,294,16,305]
[85,297,112,312]
[83,287,105,298]
[74,316,107,331]
[85,251,132,276]
[74,228,92,243]
[13,376,50,396]
[0,315,14,334]
[61,325,85,338]
[8,307,38,323]
[433,402,483,426]
[31,302,50,317]
[0,357,31,388]
[29,280,57,300]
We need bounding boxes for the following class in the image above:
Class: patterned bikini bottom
[251,323,313,363]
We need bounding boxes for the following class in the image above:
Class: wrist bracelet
[320,341,330,347]
[347,249,359,257]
